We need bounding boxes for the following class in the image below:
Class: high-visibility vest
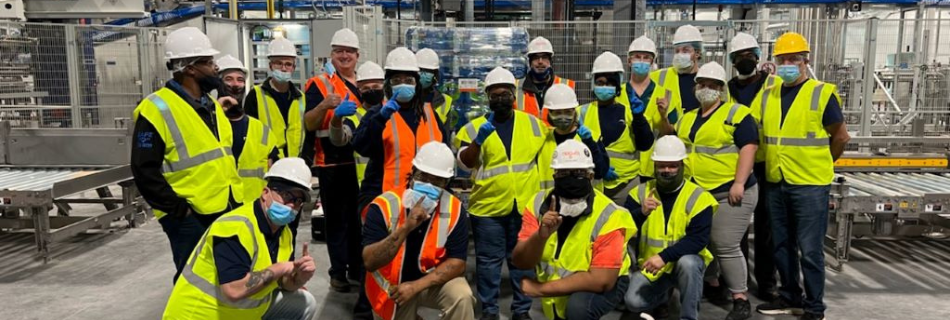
[429,93,454,125]
[236,117,278,201]
[344,107,370,186]
[132,88,243,220]
[305,73,362,166]
[676,102,751,190]
[621,81,680,179]
[629,180,717,282]
[651,67,689,111]
[381,106,443,192]
[253,85,306,158]
[578,102,642,190]
[162,204,293,320]
[737,75,782,163]
[537,134,583,192]
[516,76,575,119]
[758,79,839,185]
[525,190,636,320]
[365,190,463,320]
[456,112,550,217]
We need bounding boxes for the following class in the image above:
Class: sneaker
[330,276,351,293]
[756,298,804,315]
[801,312,826,320]
[511,312,532,320]
[725,299,752,320]
[478,313,499,320]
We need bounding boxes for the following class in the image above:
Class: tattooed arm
[220,262,296,302]
[362,224,411,272]
[415,258,466,289]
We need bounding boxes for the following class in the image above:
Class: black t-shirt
[213,201,289,284]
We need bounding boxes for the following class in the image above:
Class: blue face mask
[777,65,801,83]
[412,181,443,200]
[530,67,552,82]
[593,86,617,101]
[271,70,292,83]
[392,84,415,102]
[419,72,436,89]
[631,62,651,76]
[266,201,296,226]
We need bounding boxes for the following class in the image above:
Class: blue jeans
[471,213,534,315]
[558,275,630,320]
[767,181,830,314]
[625,255,705,320]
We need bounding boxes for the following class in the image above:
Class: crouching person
[361,142,475,320]
[513,140,636,320]
[163,158,318,320]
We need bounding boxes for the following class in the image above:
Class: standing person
[303,28,364,293]
[131,27,243,282]
[536,83,610,190]
[361,142,475,320]
[579,51,654,202]
[753,32,850,320]
[676,62,759,320]
[624,36,679,182]
[653,25,704,115]
[415,48,455,132]
[216,55,280,201]
[455,67,549,320]
[163,158,318,320]
[330,61,387,189]
[512,140,636,320]
[623,136,718,320]
[516,37,576,119]
[726,32,782,301]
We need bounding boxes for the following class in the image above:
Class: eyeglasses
[191,59,216,67]
[553,169,590,178]
[389,77,416,86]
[270,61,296,69]
[273,188,307,207]
[489,92,514,101]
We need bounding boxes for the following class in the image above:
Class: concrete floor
[2,207,950,320]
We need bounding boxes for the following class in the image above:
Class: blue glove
[605,167,620,182]
[577,125,593,140]
[334,93,357,117]
[629,95,645,115]
[380,92,400,119]
[474,113,496,145]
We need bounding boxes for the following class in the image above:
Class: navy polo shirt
[686,103,759,193]
[727,72,770,107]
[213,200,289,285]
[780,79,844,127]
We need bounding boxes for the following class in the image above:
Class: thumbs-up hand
[293,242,316,285]
[334,93,358,117]
[474,112,496,146]
[380,91,400,119]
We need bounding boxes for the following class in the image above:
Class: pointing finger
[344,92,350,101]
[302,243,310,257]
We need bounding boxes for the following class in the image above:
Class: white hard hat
[542,83,578,111]
[652,136,688,162]
[331,28,360,50]
[267,37,297,57]
[591,51,624,75]
[357,61,385,82]
[164,27,219,60]
[264,158,313,190]
[729,32,760,55]
[484,67,516,90]
[672,25,703,45]
[696,62,727,84]
[216,55,246,74]
[415,48,440,70]
[385,47,420,73]
[628,36,657,56]
[551,139,595,170]
[412,142,455,178]
[527,36,554,56]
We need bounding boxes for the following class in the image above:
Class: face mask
[673,53,693,70]
[734,58,758,77]
[593,86,617,101]
[655,167,685,194]
[558,197,589,217]
[631,62,651,76]
[224,103,245,118]
[403,188,438,215]
[695,88,721,105]
[489,96,514,114]
[266,201,296,226]
[412,181,443,201]
[777,65,801,83]
[550,114,574,131]
[392,84,415,102]
[553,175,592,200]
[196,72,223,94]
[420,72,436,89]
[530,67,552,82]
[271,70,293,83]
[362,89,384,106]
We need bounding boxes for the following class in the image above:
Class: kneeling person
[513,140,636,320]
[362,142,475,320]
[163,158,318,320]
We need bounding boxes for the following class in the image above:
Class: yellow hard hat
[773,32,810,57]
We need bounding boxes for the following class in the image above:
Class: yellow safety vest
[132,88,244,219]
[758,80,839,185]
[236,117,278,201]
[629,180,717,282]
[163,204,293,320]
[456,112,550,217]
[525,190,636,320]
[623,81,680,179]
[254,85,306,158]
[430,93,454,125]
[731,74,782,163]
[676,102,751,190]
[577,101,641,190]
[344,107,370,186]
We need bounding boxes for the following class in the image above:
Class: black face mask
[226,85,245,97]
[553,175,592,200]
[734,58,758,76]
[489,97,514,115]
[655,167,685,193]
[362,89,384,106]
[224,103,245,118]
[197,73,223,94]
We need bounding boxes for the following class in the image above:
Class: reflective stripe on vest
[535,200,622,281]
[762,84,827,147]
[148,95,230,173]
[658,69,669,87]
[477,162,536,180]
[515,79,525,111]
[260,89,306,154]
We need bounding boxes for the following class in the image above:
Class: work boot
[478,313,499,320]
[800,312,826,320]
[756,298,804,315]
[330,276,351,293]
[725,299,752,320]
[511,312,532,320]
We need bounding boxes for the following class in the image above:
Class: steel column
[859,18,879,137]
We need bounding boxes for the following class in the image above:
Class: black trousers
[352,191,380,320]
[316,164,363,280]
[748,162,777,296]
[159,212,221,283]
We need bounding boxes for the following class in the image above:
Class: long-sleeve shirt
[623,190,712,263]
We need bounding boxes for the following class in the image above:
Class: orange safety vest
[365,190,463,320]
[516,76,575,119]
[381,106,443,192]
[304,73,361,167]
